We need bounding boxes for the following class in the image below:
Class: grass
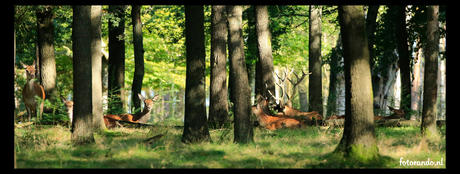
[14,123,446,168]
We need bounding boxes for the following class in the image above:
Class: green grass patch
[14,123,446,168]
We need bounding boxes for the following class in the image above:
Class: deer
[267,68,322,121]
[252,95,306,130]
[20,61,45,122]
[60,96,74,123]
[103,93,160,129]
[325,106,405,120]
[374,106,405,120]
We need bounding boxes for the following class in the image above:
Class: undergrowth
[14,122,446,168]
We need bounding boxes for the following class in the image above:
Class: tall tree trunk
[309,5,323,115]
[208,5,229,129]
[37,5,57,111]
[326,33,342,117]
[411,41,422,120]
[181,5,211,144]
[254,5,275,112]
[395,5,411,119]
[366,5,379,70]
[71,5,95,145]
[421,5,439,139]
[334,5,379,161]
[108,5,126,115]
[228,5,254,144]
[91,5,105,132]
[131,5,145,118]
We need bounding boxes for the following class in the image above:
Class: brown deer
[374,106,405,120]
[325,106,405,120]
[267,68,322,121]
[103,93,160,129]
[252,97,306,130]
[60,96,74,123]
[21,61,45,122]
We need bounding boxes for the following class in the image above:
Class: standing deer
[103,93,160,129]
[60,96,74,123]
[21,61,45,122]
[252,95,306,130]
[267,68,322,121]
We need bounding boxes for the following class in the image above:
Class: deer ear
[388,106,395,111]
[20,61,27,69]
[152,94,160,101]
[60,95,67,103]
[138,93,146,101]
[32,60,36,67]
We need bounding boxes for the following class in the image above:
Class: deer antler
[285,69,311,106]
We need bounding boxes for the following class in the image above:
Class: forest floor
[14,121,446,168]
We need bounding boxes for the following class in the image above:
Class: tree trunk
[365,5,379,70]
[37,5,57,111]
[326,33,342,117]
[309,5,323,115]
[108,5,126,115]
[421,5,439,139]
[208,5,229,129]
[334,5,379,161]
[181,5,211,144]
[395,5,411,119]
[228,5,254,144]
[91,5,105,132]
[254,5,275,112]
[411,41,422,120]
[71,5,95,145]
[132,5,145,119]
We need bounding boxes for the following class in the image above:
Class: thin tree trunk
[37,5,57,111]
[421,5,439,139]
[208,5,229,129]
[366,5,379,70]
[228,5,254,144]
[71,5,95,145]
[254,5,275,111]
[132,5,145,119]
[91,5,105,132]
[181,5,211,144]
[334,5,379,161]
[309,5,323,115]
[395,5,411,119]
[326,33,341,117]
[108,5,126,114]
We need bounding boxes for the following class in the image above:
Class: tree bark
[208,5,229,129]
[181,5,211,144]
[421,5,439,139]
[108,5,126,115]
[131,5,145,120]
[334,5,379,161]
[365,5,379,70]
[91,5,105,132]
[254,5,275,112]
[71,5,95,145]
[228,5,254,144]
[37,5,57,110]
[395,5,411,119]
[326,33,341,117]
[309,5,323,115]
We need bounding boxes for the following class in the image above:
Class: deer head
[21,61,37,80]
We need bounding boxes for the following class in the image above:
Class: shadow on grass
[307,152,396,168]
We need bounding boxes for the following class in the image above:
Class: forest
[14,5,446,168]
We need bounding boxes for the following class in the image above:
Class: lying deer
[267,68,322,121]
[60,96,74,123]
[325,106,405,120]
[21,61,45,122]
[103,93,160,129]
[252,99,306,130]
